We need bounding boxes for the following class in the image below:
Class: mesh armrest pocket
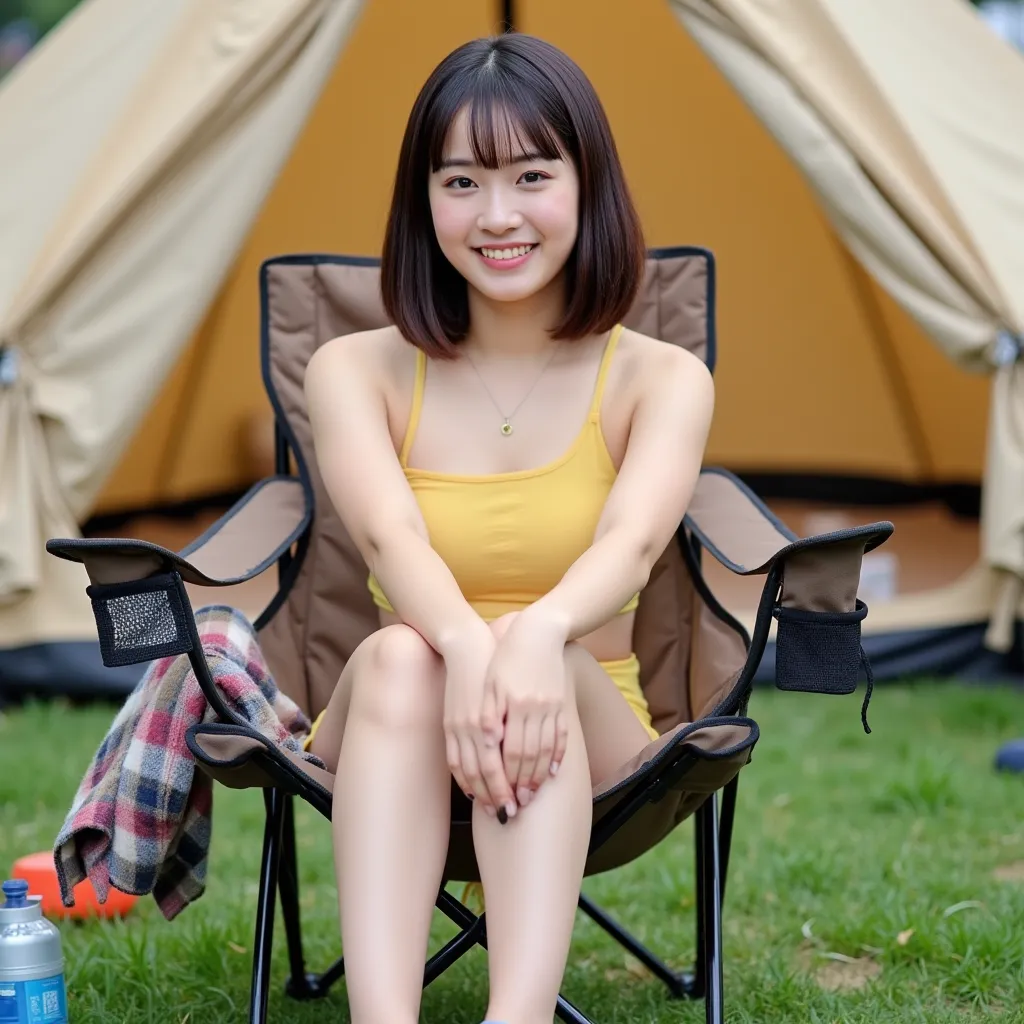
[773,600,867,696]
[87,572,194,667]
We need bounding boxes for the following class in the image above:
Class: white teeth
[480,244,534,260]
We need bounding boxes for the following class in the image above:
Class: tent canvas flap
[669,0,1024,633]
[0,0,366,648]
[0,0,190,317]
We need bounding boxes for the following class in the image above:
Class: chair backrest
[256,248,746,731]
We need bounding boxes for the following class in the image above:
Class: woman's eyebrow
[437,157,477,170]
[507,150,548,164]
[436,150,550,171]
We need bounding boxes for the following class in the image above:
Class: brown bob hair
[380,33,646,358]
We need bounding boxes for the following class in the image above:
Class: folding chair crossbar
[577,893,694,999]
[424,903,485,985]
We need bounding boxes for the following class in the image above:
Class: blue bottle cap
[2,879,30,908]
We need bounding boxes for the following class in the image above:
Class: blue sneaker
[995,738,1024,772]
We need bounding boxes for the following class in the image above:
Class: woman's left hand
[483,613,570,810]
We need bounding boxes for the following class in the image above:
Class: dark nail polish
[497,806,508,825]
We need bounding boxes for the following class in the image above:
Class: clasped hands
[442,612,569,822]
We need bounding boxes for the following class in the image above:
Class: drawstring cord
[859,644,874,734]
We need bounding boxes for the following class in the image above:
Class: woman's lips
[475,243,538,270]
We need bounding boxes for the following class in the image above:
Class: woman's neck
[462,274,566,358]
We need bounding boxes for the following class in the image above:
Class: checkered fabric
[53,605,318,921]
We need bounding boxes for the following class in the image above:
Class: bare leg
[310,625,449,1024]
[477,618,652,1024]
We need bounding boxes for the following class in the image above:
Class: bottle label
[0,976,68,1024]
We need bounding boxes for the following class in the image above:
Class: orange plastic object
[10,852,138,920]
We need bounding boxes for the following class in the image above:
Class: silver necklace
[463,341,562,436]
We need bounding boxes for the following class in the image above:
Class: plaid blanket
[53,604,320,921]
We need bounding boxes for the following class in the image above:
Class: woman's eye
[520,171,548,185]
[446,177,475,190]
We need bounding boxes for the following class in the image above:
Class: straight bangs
[427,76,568,173]
[381,34,646,357]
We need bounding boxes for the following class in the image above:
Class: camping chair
[47,247,893,1024]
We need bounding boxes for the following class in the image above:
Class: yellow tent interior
[90,0,991,671]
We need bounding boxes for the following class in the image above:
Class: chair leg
[555,993,596,1024]
[718,777,739,902]
[424,916,486,985]
[278,794,329,1001]
[693,792,725,1024]
[577,894,691,998]
[250,788,286,1024]
[574,777,743,1008]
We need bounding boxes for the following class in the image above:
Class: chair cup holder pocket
[87,572,193,668]
[773,600,867,696]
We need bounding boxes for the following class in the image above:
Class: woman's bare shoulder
[306,326,420,408]
[304,326,418,452]
[307,324,410,379]
[616,327,713,394]
[619,326,709,366]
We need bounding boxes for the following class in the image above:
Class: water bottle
[0,880,68,1024]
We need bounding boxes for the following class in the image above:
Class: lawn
[2,682,1023,1024]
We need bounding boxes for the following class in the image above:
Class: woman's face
[428,107,579,306]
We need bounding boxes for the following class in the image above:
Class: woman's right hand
[441,625,517,820]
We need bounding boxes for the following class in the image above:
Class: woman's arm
[305,333,485,654]
[517,342,715,644]
[486,341,714,804]
[305,333,515,815]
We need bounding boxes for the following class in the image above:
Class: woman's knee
[349,625,444,730]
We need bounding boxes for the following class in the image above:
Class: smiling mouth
[475,243,537,261]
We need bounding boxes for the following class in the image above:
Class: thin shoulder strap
[399,348,426,466]
[588,323,624,422]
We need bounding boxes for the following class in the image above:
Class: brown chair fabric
[181,478,308,582]
[685,470,795,573]
[256,261,389,718]
[685,469,894,625]
[47,478,308,588]
[255,251,735,731]
[689,592,747,721]
[781,540,866,615]
[188,727,336,796]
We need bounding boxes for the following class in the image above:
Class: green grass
[2,683,1024,1023]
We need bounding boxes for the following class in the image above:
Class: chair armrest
[686,469,894,732]
[684,468,893,611]
[46,476,311,588]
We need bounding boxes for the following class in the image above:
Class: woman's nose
[476,190,524,234]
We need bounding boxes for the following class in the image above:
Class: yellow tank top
[367,323,639,621]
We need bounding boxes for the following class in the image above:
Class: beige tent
[664,0,1024,663]
[1,0,1022,693]
[0,0,371,691]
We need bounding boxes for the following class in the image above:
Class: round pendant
[500,420,513,436]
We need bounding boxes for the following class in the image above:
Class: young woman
[303,32,714,1024]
